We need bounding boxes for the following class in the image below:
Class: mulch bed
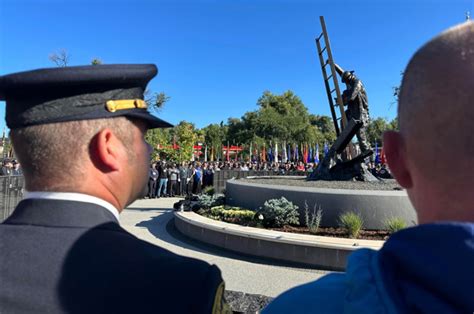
[271,225,390,240]
[241,177,402,191]
[224,290,273,313]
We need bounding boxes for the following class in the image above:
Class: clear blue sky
[0,0,472,131]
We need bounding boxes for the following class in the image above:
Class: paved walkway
[121,198,332,297]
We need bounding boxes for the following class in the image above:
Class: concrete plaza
[122,197,332,297]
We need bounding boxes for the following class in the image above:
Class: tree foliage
[142,88,398,162]
[223,90,324,147]
[367,117,398,146]
[145,91,170,113]
[91,58,103,65]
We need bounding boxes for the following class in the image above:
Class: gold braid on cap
[105,99,147,112]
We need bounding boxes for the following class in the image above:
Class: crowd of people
[0,158,23,176]
[147,159,393,197]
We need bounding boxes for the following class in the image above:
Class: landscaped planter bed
[174,210,384,270]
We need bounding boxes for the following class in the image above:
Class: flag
[268,146,273,162]
[295,144,299,161]
[374,142,380,164]
[204,145,208,162]
[287,144,291,162]
[380,146,386,164]
[282,142,287,162]
[308,146,313,163]
[324,142,329,156]
[303,144,309,164]
[314,143,320,164]
[274,141,278,163]
[249,142,253,162]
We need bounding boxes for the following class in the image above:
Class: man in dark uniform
[178,161,189,196]
[147,163,159,198]
[0,64,230,313]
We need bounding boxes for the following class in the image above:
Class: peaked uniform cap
[0,64,173,129]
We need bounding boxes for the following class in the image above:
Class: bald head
[399,22,474,180]
[384,22,474,223]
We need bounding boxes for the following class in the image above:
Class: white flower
[258,214,264,220]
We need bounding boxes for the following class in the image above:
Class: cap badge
[105,99,147,112]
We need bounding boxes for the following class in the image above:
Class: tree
[202,123,227,161]
[367,117,397,146]
[49,49,70,67]
[145,127,172,161]
[254,90,319,144]
[91,58,103,65]
[174,121,199,162]
[145,91,170,112]
[309,114,337,144]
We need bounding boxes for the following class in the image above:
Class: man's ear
[93,128,125,172]
[383,131,413,189]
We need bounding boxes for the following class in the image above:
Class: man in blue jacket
[264,21,474,314]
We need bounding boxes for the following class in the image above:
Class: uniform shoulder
[64,223,226,313]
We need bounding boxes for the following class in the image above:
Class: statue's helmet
[341,70,355,83]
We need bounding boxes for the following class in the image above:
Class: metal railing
[0,176,25,222]
[212,170,306,194]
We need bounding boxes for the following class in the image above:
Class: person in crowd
[187,163,195,196]
[264,22,474,313]
[178,162,187,196]
[203,163,215,188]
[296,161,305,171]
[201,162,209,189]
[0,64,229,313]
[156,161,168,197]
[378,163,392,179]
[240,163,249,171]
[168,163,179,197]
[148,163,159,198]
[12,160,23,176]
[1,159,13,176]
[193,162,203,194]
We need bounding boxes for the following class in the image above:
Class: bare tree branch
[49,49,70,67]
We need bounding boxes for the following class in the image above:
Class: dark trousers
[192,180,202,194]
[148,180,158,198]
[180,178,187,195]
[169,180,177,196]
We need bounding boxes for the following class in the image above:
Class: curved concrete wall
[226,178,417,229]
[174,211,384,271]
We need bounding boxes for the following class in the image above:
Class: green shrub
[209,205,225,217]
[206,206,256,225]
[304,201,323,234]
[338,211,364,238]
[384,217,407,234]
[259,197,299,228]
[221,208,256,224]
[197,194,225,209]
[203,186,215,196]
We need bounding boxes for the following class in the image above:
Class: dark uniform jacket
[0,199,227,314]
[149,168,159,181]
